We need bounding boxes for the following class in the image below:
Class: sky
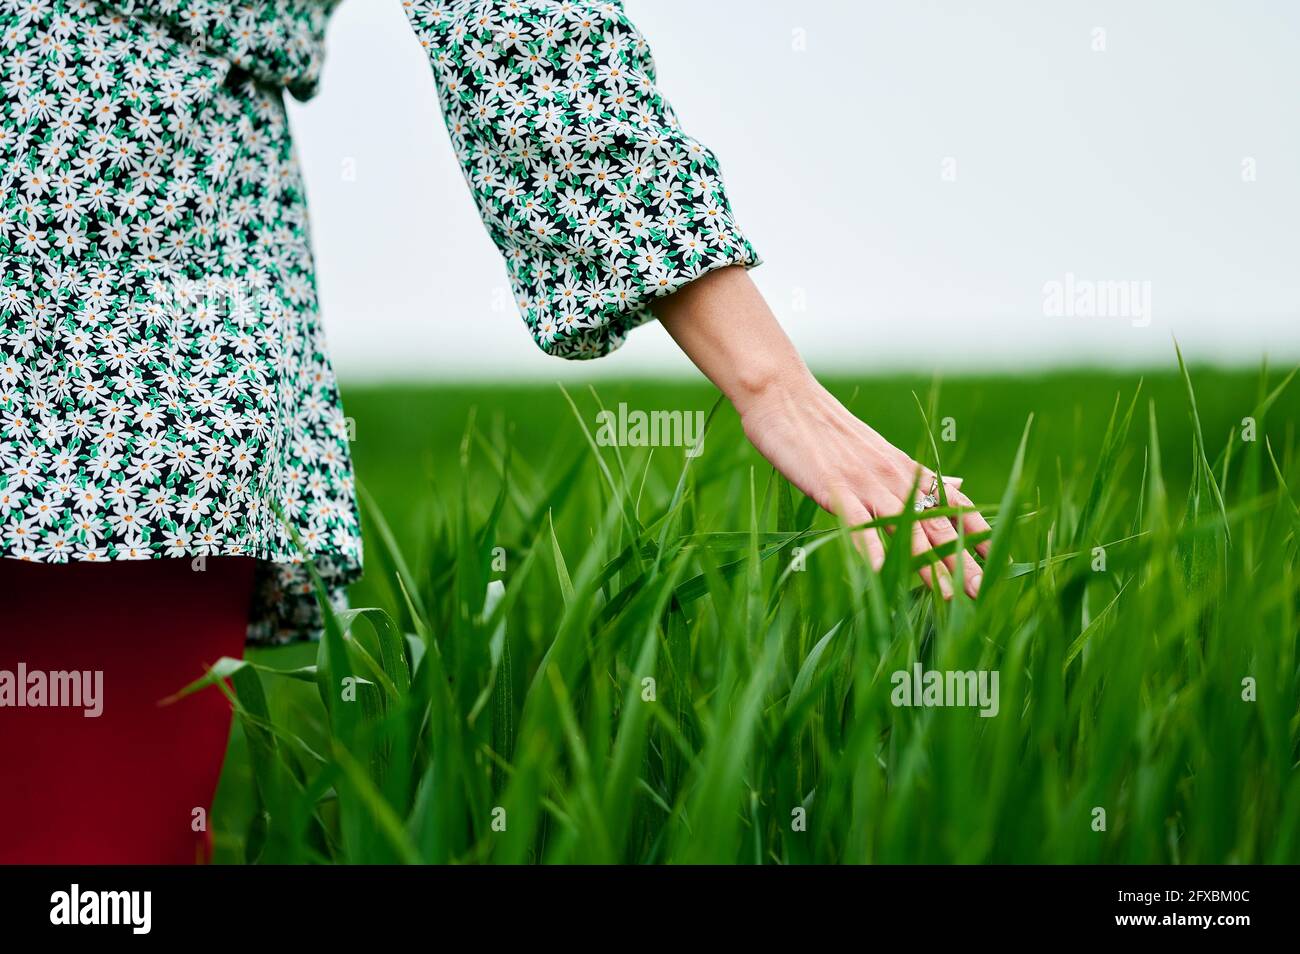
[286,0,1300,382]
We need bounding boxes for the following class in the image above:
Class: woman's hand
[734,371,989,597]
[653,266,991,598]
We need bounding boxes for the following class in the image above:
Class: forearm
[652,266,813,415]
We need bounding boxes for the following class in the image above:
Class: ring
[914,475,942,512]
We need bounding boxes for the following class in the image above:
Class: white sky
[288,0,1300,382]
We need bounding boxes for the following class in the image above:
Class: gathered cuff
[520,233,761,360]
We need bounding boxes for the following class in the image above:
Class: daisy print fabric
[0,1,359,643]
[403,0,760,357]
[0,0,756,642]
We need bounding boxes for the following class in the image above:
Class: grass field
[206,359,1300,864]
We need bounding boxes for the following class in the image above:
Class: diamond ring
[914,476,942,512]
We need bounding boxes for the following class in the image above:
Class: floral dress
[0,0,759,642]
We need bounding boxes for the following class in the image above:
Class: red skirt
[0,557,255,864]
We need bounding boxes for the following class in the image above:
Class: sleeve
[401,0,761,359]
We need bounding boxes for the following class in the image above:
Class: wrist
[730,360,819,420]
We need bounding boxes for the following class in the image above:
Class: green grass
[206,359,1300,864]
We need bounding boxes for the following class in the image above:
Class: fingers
[907,470,982,599]
[918,508,983,598]
[919,469,963,496]
[908,517,953,599]
[829,487,886,573]
[825,460,986,599]
[917,470,988,567]
[849,501,887,572]
[876,486,959,600]
[947,486,993,559]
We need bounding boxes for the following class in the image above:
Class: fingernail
[969,572,983,597]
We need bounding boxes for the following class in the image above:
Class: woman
[0,0,990,863]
